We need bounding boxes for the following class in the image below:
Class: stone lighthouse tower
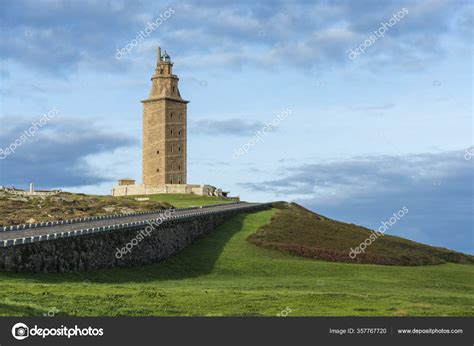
[141,47,189,185]
[112,47,231,197]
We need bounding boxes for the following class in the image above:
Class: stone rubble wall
[0,204,268,273]
[0,187,62,196]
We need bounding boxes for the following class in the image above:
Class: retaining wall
[0,204,269,273]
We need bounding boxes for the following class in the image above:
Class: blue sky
[0,0,472,254]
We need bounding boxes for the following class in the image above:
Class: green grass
[0,208,473,316]
[123,193,234,208]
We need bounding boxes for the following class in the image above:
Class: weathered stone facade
[142,47,188,186]
[112,183,231,198]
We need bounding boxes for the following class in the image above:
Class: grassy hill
[0,206,473,316]
[249,203,474,266]
[126,193,235,208]
[0,191,232,226]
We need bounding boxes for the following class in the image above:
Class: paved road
[0,202,265,242]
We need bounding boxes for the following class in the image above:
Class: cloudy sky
[0,0,472,254]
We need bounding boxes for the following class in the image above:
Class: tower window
[172,86,175,93]
[178,146,181,152]
[178,180,181,184]
[170,129,173,135]
[178,164,181,171]
[157,150,159,154]
[170,180,173,184]
[178,131,181,136]
[170,113,173,119]
[156,168,160,172]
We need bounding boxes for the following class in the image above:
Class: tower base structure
[112,182,231,198]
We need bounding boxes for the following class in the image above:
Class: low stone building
[117,178,136,186]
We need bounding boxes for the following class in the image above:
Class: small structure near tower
[117,178,136,186]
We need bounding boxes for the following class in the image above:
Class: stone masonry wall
[0,205,267,273]
[112,183,202,196]
[111,184,227,197]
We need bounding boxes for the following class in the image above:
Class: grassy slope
[0,192,232,226]
[249,203,474,266]
[0,209,473,316]
[124,193,234,208]
[0,192,171,227]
